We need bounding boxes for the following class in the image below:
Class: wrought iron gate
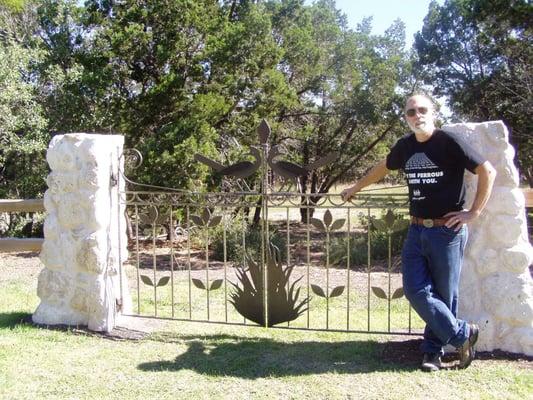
[118,121,420,335]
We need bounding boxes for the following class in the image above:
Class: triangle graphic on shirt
[405,153,438,170]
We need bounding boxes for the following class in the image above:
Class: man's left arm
[444,161,497,230]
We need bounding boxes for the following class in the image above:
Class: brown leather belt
[410,216,449,228]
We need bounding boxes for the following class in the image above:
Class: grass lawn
[1,252,532,400]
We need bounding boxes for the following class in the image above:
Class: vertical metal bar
[346,207,350,331]
[261,143,269,328]
[306,203,310,328]
[206,226,210,321]
[326,228,330,330]
[367,208,371,331]
[187,205,192,319]
[170,205,175,318]
[116,161,124,314]
[152,219,157,317]
[261,191,266,328]
[388,232,392,332]
[409,304,412,333]
[242,207,247,324]
[135,205,140,315]
[286,207,290,327]
[223,208,228,323]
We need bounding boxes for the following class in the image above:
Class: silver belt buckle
[422,219,434,228]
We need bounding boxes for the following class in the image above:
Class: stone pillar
[443,121,533,355]
[33,133,131,332]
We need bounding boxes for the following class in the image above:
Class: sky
[307,0,444,47]
[305,0,450,113]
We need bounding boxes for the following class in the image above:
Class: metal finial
[258,119,271,144]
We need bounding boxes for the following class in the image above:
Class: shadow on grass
[0,312,33,328]
[138,333,424,377]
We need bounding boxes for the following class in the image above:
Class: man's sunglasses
[405,107,429,117]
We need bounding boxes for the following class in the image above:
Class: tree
[0,1,49,199]
[2,0,414,209]
[414,0,533,186]
[258,1,412,220]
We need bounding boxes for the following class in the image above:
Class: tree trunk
[252,196,262,228]
[125,212,134,241]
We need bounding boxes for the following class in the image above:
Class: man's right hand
[341,185,359,201]
[339,160,389,202]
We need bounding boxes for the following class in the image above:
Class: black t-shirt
[386,129,485,218]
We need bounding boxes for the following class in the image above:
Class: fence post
[444,121,533,355]
[32,133,131,332]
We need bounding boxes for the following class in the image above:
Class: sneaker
[458,323,479,369]
[421,353,441,372]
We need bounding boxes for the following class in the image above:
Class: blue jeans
[402,223,470,355]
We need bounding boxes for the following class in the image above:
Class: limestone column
[444,121,533,355]
[33,133,131,332]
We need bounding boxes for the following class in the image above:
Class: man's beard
[408,119,434,135]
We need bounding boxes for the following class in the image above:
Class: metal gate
[118,121,421,335]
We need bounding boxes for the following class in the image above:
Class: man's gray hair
[405,93,435,110]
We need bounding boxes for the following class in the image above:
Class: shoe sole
[460,325,479,369]
[421,364,440,372]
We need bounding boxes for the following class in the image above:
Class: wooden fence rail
[0,199,45,253]
[0,199,44,213]
[0,189,531,254]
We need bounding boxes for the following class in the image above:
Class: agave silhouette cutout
[229,245,308,326]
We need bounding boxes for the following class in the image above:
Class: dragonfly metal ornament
[267,145,339,191]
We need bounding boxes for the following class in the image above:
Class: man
[341,94,496,372]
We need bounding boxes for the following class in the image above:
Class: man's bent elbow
[477,161,497,182]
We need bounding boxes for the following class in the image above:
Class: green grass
[130,268,423,334]
[1,253,532,400]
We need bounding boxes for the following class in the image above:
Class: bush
[211,218,287,263]
[329,210,408,267]
[329,228,407,267]
[0,212,44,238]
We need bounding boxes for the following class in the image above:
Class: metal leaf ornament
[310,284,326,297]
[371,209,408,233]
[190,214,204,227]
[192,278,206,290]
[140,275,154,286]
[391,287,404,299]
[329,285,345,298]
[210,279,224,290]
[140,275,170,287]
[258,119,271,144]
[192,278,223,291]
[138,205,170,227]
[324,209,333,227]
[371,286,404,300]
[371,286,387,299]
[309,209,345,233]
[229,244,308,326]
[309,218,325,232]
[190,208,221,228]
[311,284,345,299]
